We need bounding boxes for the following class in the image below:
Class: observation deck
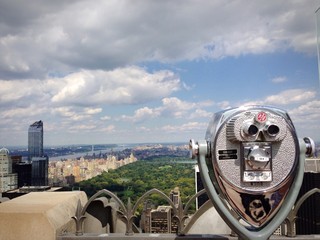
[0,181,319,240]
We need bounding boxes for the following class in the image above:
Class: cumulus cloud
[51,67,180,105]
[136,126,151,132]
[51,107,102,122]
[264,89,316,105]
[0,66,180,107]
[2,104,47,119]
[271,76,287,83]
[121,107,160,123]
[241,88,317,106]
[189,109,212,119]
[69,124,96,131]
[121,97,215,122]
[0,66,181,140]
[83,107,102,115]
[100,115,111,121]
[162,122,208,133]
[0,1,317,79]
[0,1,318,145]
[0,79,45,105]
[286,100,320,139]
[289,100,320,122]
[160,97,214,118]
[217,101,231,109]
[100,125,116,133]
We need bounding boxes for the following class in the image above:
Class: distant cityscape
[0,119,191,194]
[48,143,189,186]
[7,142,189,161]
[49,153,138,185]
[1,120,320,236]
[0,119,319,194]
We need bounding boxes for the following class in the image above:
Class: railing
[285,188,320,237]
[71,188,208,236]
[59,187,320,239]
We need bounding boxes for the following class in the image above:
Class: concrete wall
[0,191,87,240]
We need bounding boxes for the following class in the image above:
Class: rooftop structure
[0,184,317,240]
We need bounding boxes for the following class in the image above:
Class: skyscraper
[28,120,48,186]
[0,148,18,192]
[31,156,49,186]
[28,120,44,161]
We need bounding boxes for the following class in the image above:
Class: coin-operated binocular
[190,106,314,240]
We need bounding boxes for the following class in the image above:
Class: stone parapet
[57,233,320,240]
[0,191,87,240]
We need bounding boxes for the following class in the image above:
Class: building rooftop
[0,182,318,240]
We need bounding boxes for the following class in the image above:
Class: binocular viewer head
[190,105,314,239]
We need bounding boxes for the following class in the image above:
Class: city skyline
[0,1,320,146]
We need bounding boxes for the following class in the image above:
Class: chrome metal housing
[205,105,299,228]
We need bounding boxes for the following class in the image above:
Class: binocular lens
[247,124,259,136]
[267,124,280,136]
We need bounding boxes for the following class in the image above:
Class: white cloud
[83,108,102,115]
[100,115,111,121]
[217,101,231,109]
[264,89,316,105]
[0,79,45,104]
[100,125,116,133]
[287,100,320,140]
[136,126,151,132]
[0,66,180,112]
[241,89,317,106]
[0,66,182,144]
[189,109,212,119]
[0,1,318,145]
[0,1,317,78]
[289,100,320,122]
[160,97,214,118]
[69,124,96,131]
[2,105,47,118]
[121,107,160,123]
[160,97,194,118]
[51,67,180,105]
[51,107,100,122]
[120,97,215,122]
[271,76,287,83]
[162,122,208,133]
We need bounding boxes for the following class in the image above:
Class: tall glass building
[28,120,48,186]
[28,120,44,160]
[31,156,49,186]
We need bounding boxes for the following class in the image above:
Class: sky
[1,0,320,146]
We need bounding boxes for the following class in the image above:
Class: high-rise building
[28,120,48,186]
[11,155,32,188]
[28,120,44,161]
[150,206,172,233]
[194,165,209,209]
[169,187,180,208]
[0,148,18,192]
[141,188,181,233]
[14,162,32,187]
[31,156,49,186]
